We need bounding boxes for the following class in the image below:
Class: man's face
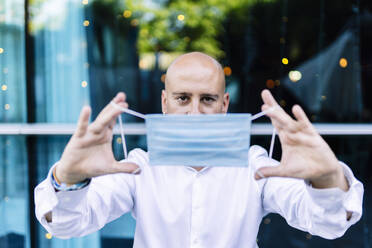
[161,53,229,115]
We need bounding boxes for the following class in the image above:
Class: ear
[161,90,167,114]
[222,92,230,113]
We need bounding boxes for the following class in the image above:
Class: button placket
[190,173,203,247]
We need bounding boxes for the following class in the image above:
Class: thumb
[111,161,141,175]
[255,165,285,180]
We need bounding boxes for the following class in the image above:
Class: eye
[177,96,189,104]
[202,96,216,104]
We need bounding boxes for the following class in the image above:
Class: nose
[188,99,202,115]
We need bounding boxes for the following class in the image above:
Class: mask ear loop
[251,106,279,159]
[268,128,276,158]
[118,114,128,159]
[110,101,146,160]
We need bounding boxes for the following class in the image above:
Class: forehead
[165,58,224,93]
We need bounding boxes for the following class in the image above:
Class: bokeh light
[177,14,185,21]
[339,58,348,68]
[123,10,132,18]
[161,74,166,83]
[266,79,275,89]
[282,58,289,65]
[223,66,232,76]
[288,70,302,82]
[139,59,146,69]
[131,19,139,26]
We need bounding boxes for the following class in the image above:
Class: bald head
[165,52,225,93]
[161,52,229,115]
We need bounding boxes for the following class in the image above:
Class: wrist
[310,165,349,191]
[54,163,88,185]
[52,166,91,191]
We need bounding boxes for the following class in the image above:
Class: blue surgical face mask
[111,102,277,167]
[146,114,251,167]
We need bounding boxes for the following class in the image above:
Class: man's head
[161,52,229,114]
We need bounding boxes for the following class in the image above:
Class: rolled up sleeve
[304,162,364,239]
[34,149,143,238]
[252,144,364,240]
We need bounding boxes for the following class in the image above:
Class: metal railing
[1,123,372,135]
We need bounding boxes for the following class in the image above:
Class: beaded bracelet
[51,168,91,191]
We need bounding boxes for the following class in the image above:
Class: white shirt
[35,145,363,248]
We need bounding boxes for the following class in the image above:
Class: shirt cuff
[35,162,91,225]
[305,162,363,218]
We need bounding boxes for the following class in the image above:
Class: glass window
[0,0,371,247]
[0,136,29,248]
[0,0,29,247]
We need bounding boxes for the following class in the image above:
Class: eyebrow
[172,92,191,96]
[172,92,219,99]
[201,94,219,99]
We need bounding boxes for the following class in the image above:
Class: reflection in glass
[1,0,372,247]
[29,0,93,247]
[282,30,363,122]
[0,136,29,248]
[0,0,29,247]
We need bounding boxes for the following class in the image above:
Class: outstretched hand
[255,90,348,191]
[55,92,140,185]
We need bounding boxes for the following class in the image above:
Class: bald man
[35,52,363,247]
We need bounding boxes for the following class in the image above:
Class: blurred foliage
[127,0,228,58]
[28,0,274,58]
[92,0,274,59]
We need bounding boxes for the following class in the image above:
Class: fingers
[292,105,313,127]
[261,89,279,106]
[261,90,309,134]
[75,106,91,137]
[90,92,128,133]
[108,119,117,130]
[110,161,141,174]
[294,107,320,141]
[255,165,285,180]
[113,92,127,104]
[261,90,288,125]
[291,105,320,137]
[261,104,296,132]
